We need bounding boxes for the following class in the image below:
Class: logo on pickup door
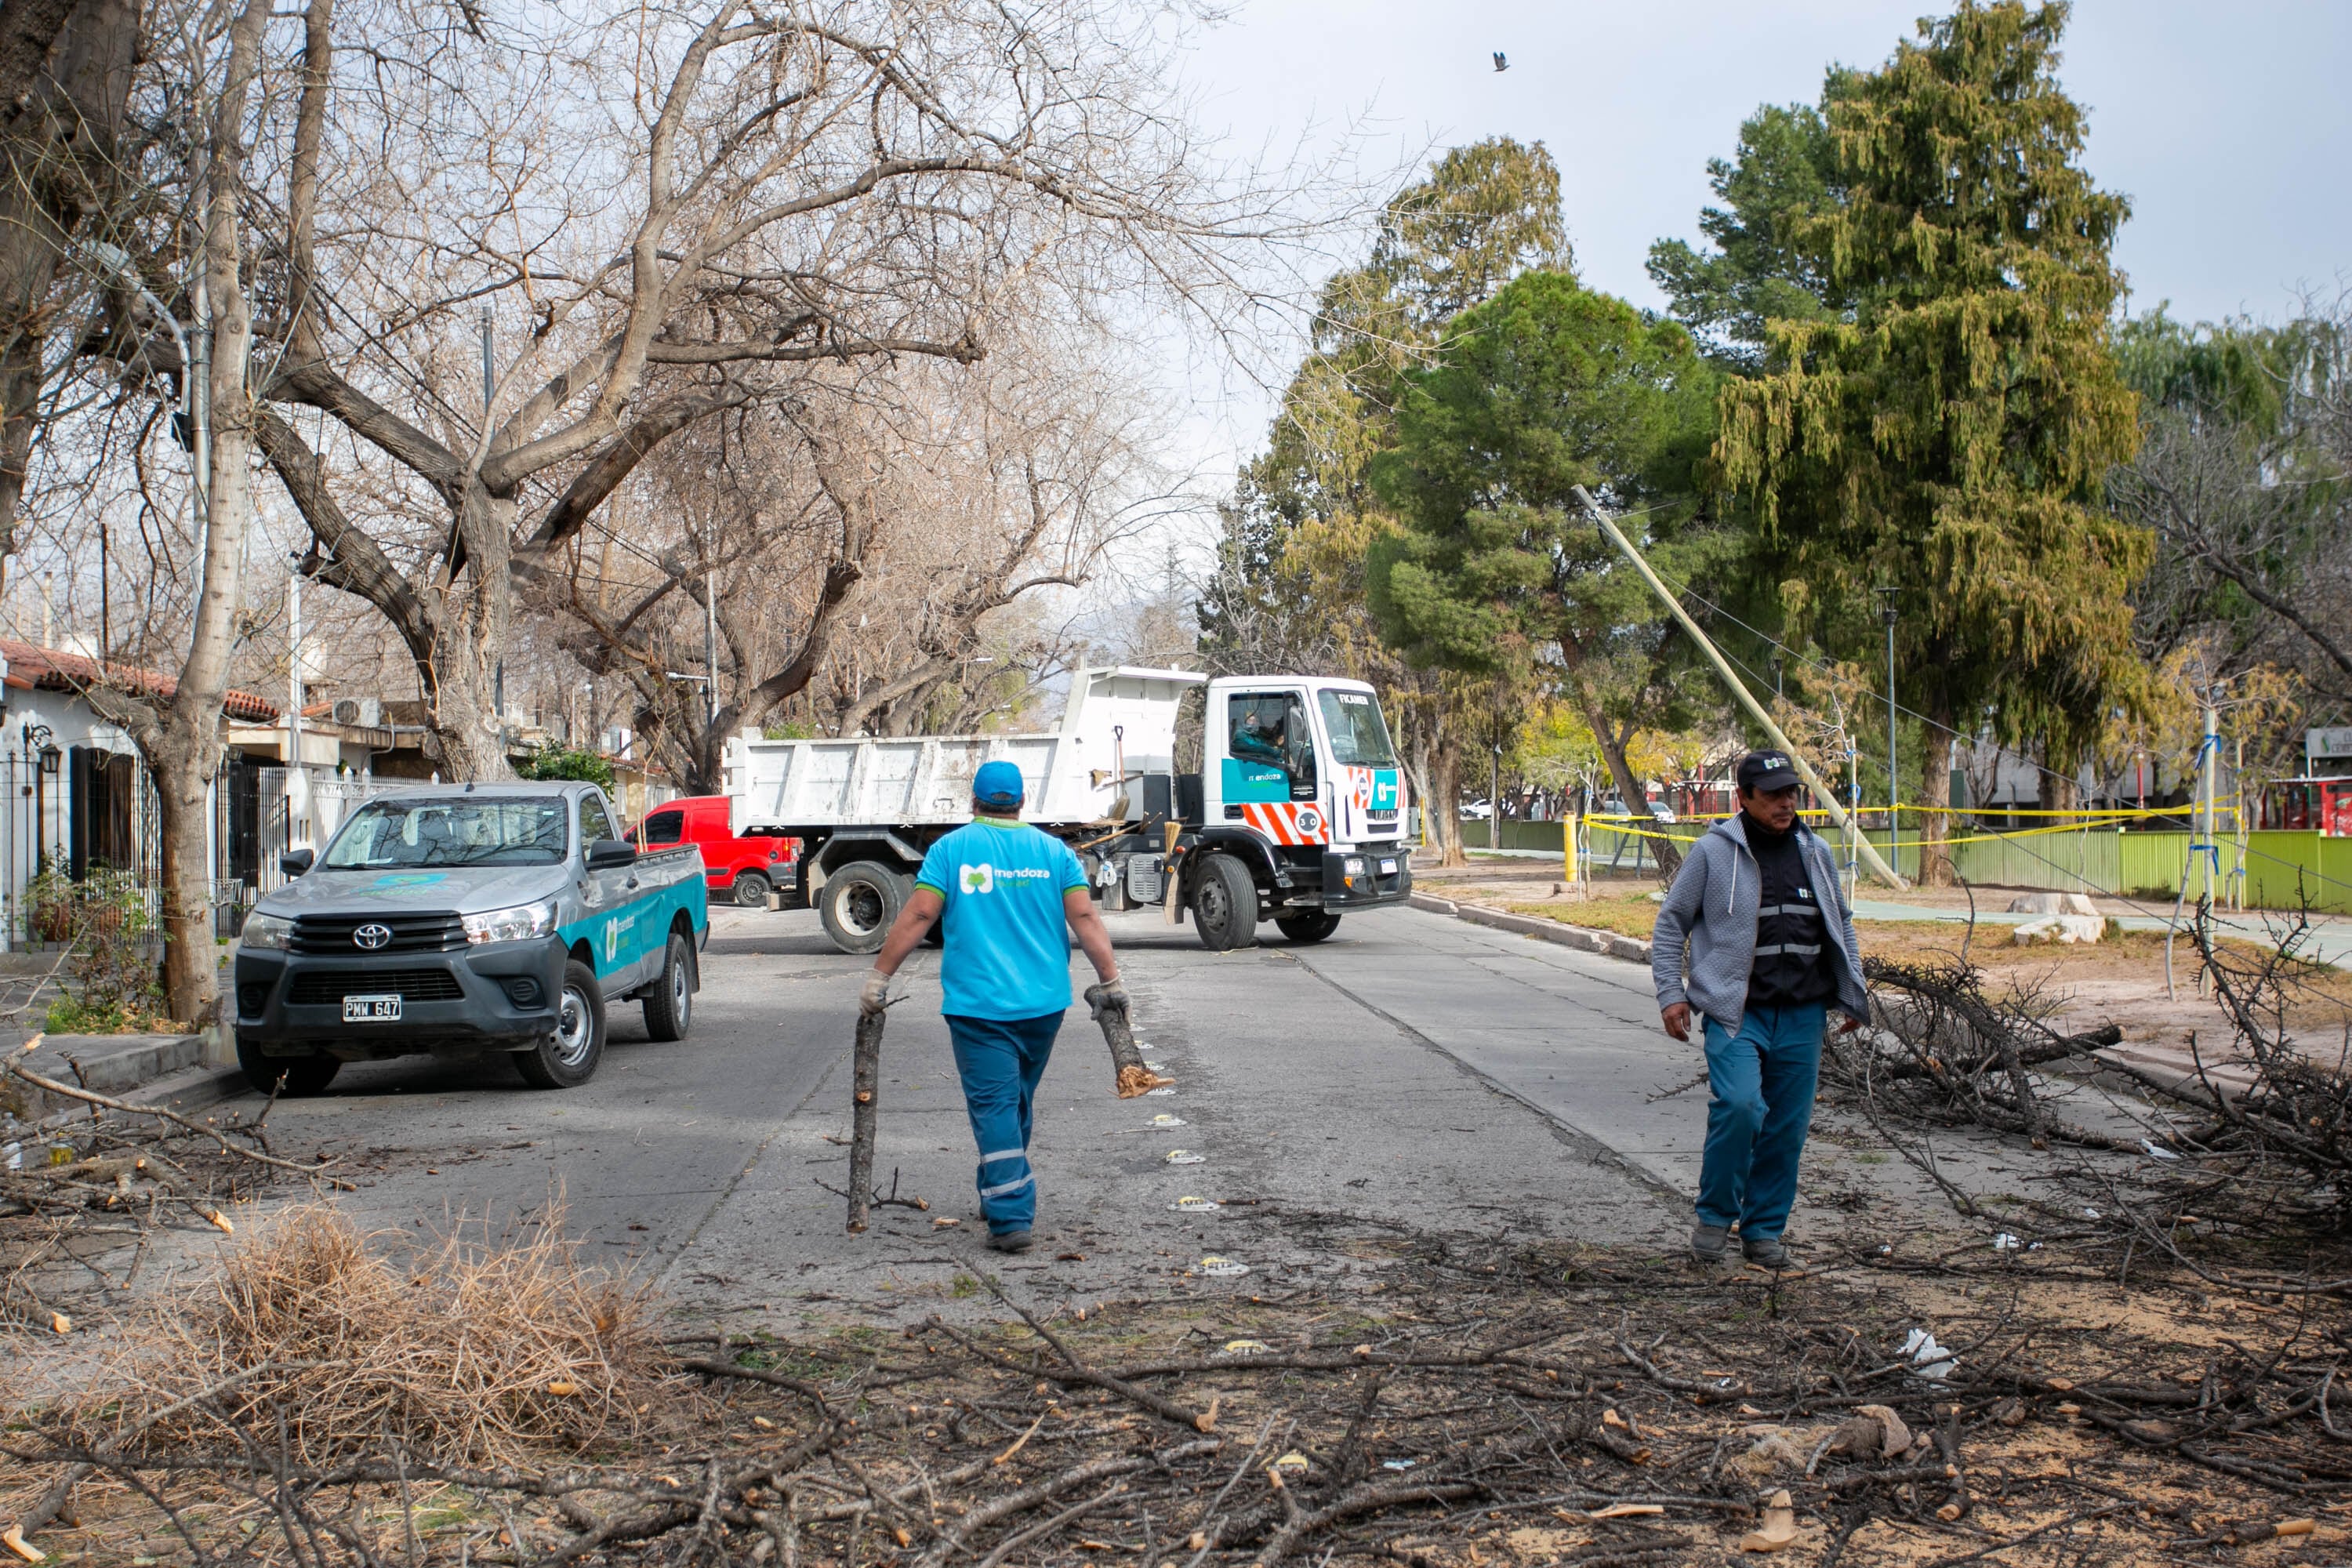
[603,912,637,965]
[352,923,393,949]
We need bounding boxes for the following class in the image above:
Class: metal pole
[1490,739,1501,851]
[1573,485,1907,888]
[1879,588,1899,857]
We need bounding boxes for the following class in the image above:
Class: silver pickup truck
[230,782,709,1094]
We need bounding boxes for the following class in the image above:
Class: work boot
[1690,1223,1730,1265]
[1743,1235,1791,1270]
[987,1229,1034,1254]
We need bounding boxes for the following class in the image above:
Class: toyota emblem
[352,922,393,950]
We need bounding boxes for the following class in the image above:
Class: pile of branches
[1834,902,2352,1294]
[9,1214,2352,1566]
[0,1034,328,1330]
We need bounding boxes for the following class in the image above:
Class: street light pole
[1878,588,1900,840]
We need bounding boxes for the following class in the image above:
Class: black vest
[1741,815,1837,1007]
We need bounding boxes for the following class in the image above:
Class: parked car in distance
[632,794,797,907]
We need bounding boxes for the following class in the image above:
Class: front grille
[286,968,466,1004]
[290,911,465,954]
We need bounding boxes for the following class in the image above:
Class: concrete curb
[128,1062,252,1116]
[1406,891,1653,967]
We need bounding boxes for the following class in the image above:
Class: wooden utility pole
[1572,485,1907,891]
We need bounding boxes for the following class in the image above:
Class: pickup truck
[231,781,708,1094]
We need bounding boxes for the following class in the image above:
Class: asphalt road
[235,902,1727,1321]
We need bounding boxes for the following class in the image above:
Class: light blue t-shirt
[915,820,1091,1021]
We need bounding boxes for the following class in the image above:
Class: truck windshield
[321,797,571,869]
[1316,690,1398,768]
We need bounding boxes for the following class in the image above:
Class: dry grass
[60,1204,673,1467]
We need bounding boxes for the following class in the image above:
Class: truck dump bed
[726,666,1204,832]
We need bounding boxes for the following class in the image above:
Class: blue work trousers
[946,1012,1065,1234]
[1696,1003,1825,1241]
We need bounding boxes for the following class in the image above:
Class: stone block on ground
[2007,891,2101,916]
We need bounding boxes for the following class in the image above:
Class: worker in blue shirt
[860,760,1123,1253]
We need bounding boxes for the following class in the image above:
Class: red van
[631,795,797,907]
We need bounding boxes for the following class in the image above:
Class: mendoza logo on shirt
[957,863,1052,895]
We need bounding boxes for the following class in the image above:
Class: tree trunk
[1429,734,1466,869]
[1916,717,1956,887]
[151,0,274,1025]
[1402,723,1443,863]
[1573,681,1682,880]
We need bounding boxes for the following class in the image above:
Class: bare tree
[0,0,139,555]
[240,0,1312,780]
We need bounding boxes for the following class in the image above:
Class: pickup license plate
[343,993,401,1022]
[1378,858,1398,875]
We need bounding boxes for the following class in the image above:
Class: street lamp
[1877,587,1900,839]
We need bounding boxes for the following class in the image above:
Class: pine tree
[1714,0,2149,884]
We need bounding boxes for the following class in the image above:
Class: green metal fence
[1457,818,2352,913]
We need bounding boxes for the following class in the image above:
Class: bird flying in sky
[1493,52,1508,71]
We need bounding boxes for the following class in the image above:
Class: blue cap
[973,760,1025,811]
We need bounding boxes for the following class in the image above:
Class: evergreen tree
[1646,99,1852,369]
[1713,0,2149,883]
[1367,270,1725,870]
[1198,138,1566,864]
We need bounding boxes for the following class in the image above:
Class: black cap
[1736,750,1803,793]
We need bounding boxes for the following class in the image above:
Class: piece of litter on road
[1149,1113,1187,1127]
[1165,1149,1207,1165]
[1271,1450,1309,1472]
[2083,1207,2101,1220]
[1740,1490,1797,1552]
[1591,1504,1664,1520]
[1992,1232,2021,1251]
[1145,1062,1169,1073]
[2140,1138,2180,1162]
[1170,1196,1220,1213]
[1902,1328,1957,1380]
[1222,1339,1271,1354]
[1382,1459,1417,1471]
[1196,1255,1250,1278]
[933,1218,960,1228]
[1145,1087,1177,1096]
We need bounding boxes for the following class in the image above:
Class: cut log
[847,1007,885,1232]
[1085,984,1172,1098]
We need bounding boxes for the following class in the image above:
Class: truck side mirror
[586,838,638,870]
[280,848,314,878]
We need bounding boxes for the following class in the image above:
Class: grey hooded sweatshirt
[1650,815,1867,1033]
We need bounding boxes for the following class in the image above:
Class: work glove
[858,970,891,1018]
[1084,978,1129,1021]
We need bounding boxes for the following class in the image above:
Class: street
[237,902,1716,1319]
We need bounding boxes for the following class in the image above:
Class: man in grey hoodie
[1650,750,1868,1269]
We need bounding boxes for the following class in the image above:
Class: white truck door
[1205,681,1330,848]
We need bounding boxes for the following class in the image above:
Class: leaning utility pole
[1572,486,1907,891]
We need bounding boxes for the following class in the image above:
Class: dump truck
[725,666,1414,953]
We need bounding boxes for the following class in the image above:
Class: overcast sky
[1154,0,2352,499]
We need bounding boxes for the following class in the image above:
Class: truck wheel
[820,861,908,955]
[1192,855,1259,951]
[516,960,606,1088]
[642,932,695,1042]
[1275,910,1341,944]
[731,870,772,909]
[235,1033,340,1096]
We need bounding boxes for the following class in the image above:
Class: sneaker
[987,1229,1034,1254]
[1743,1235,1791,1270]
[1690,1223,1730,1264]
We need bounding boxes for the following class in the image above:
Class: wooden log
[1084,984,1172,1098]
[847,1007,885,1232]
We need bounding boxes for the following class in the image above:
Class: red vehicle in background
[631,795,797,906]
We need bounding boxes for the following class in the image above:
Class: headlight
[462,898,560,945]
[1342,856,1367,875]
[240,911,293,950]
